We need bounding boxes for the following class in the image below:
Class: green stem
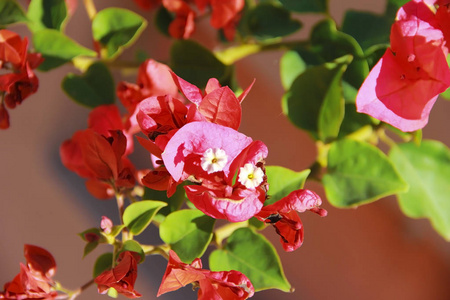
[82,0,97,21]
[53,279,95,300]
[214,221,248,247]
[142,244,170,260]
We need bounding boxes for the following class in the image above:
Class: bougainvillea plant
[1,0,450,299]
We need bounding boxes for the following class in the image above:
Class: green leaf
[342,11,392,51]
[278,0,327,13]
[209,227,291,292]
[0,0,28,25]
[389,140,450,240]
[242,3,302,40]
[171,40,231,88]
[119,240,145,263]
[83,241,99,257]
[282,56,348,142]
[338,103,374,138]
[323,139,408,207]
[310,19,369,89]
[93,252,113,278]
[27,0,67,32]
[143,185,186,224]
[122,200,167,235]
[154,6,172,37]
[280,50,306,90]
[62,61,116,108]
[160,209,215,263]
[92,8,147,59]
[265,166,310,206]
[32,29,96,71]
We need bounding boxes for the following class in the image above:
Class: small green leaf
[242,3,302,40]
[323,139,408,207]
[280,50,306,90]
[119,240,145,263]
[83,241,99,257]
[92,8,147,59]
[0,0,28,25]
[93,252,113,278]
[32,29,96,71]
[209,227,291,292]
[282,56,348,142]
[390,140,450,240]
[154,6,172,37]
[160,209,215,263]
[123,200,167,235]
[143,186,186,224]
[107,288,118,298]
[170,40,230,88]
[265,166,310,206]
[338,103,374,138]
[62,61,116,108]
[27,0,67,32]
[278,0,327,13]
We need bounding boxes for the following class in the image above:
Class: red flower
[0,245,57,299]
[95,251,142,298]
[162,122,268,222]
[356,0,450,132]
[256,189,327,252]
[133,0,162,10]
[0,30,43,129]
[158,250,254,300]
[209,0,244,40]
[163,0,196,39]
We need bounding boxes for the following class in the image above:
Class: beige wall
[1,1,449,299]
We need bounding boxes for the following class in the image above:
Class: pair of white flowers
[200,148,264,189]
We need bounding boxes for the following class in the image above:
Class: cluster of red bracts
[60,60,327,299]
[0,30,43,129]
[132,0,244,40]
[356,0,450,132]
[0,245,57,299]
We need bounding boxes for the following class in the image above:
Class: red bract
[95,251,142,298]
[162,122,268,222]
[256,189,327,252]
[0,30,42,129]
[209,0,244,40]
[117,59,179,114]
[158,250,254,300]
[133,0,162,10]
[0,245,57,300]
[356,0,450,132]
[60,129,135,199]
[163,0,196,39]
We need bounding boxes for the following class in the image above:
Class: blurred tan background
[1,0,450,299]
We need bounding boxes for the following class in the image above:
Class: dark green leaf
[278,0,327,13]
[33,29,96,71]
[27,0,67,31]
[209,227,291,292]
[310,18,369,89]
[170,40,230,88]
[282,56,348,142]
[323,139,408,207]
[154,6,172,37]
[242,3,302,40]
[265,166,310,206]
[122,200,167,235]
[338,103,374,138]
[390,140,450,240]
[92,8,147,59]
[119,240,145,263]
[0,0,28,25]
[62,61,116,108]
[160,209,215,263]
[93,252,113,278]
[342,11,392,51]
[83,241,98,257]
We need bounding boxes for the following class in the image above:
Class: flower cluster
[0,245,57,299]
[132,0,244,40]
[0,30,42,129]
[356,0,450,132]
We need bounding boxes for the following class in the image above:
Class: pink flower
[158,250,254,300]
[256,190,327,252]
[356,0,450,132]
[162,121,268,221]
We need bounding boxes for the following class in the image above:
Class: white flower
[200,148,228,173]
[238,163,264,189]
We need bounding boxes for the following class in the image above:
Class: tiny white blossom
[238,163,264,189]
[201,148,228,173]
